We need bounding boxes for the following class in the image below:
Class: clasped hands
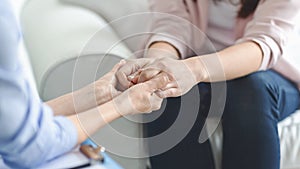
[92,56,199,116]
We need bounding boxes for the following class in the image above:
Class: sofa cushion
[61,0,151,53]
[21,0,132,91]
[61,0,148,21]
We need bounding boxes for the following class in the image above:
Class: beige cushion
[61,0,148,21]
[21,0,132,92]
[61,0,151,53]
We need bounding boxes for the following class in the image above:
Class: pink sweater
[147,0,300,88]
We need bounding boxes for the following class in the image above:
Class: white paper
[38,149,91,169]
[0,149,107,169]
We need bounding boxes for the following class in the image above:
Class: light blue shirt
[0,1,77,168]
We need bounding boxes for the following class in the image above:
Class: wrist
[111,94,132,116]
[73,86,95,110]
[94,81,120,106]
[95,84,111,105]
[183,57,209,83]
[100,101,122,120]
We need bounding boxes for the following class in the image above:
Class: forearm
[46,89,91,116]
[46,84,112,116]
[67,100,121,144]
[185,41,263,82]
[67,73,169,144]
[46,93,75,116]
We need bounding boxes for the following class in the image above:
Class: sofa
[20,0,300,169]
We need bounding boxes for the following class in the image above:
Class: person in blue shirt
[0,0,169,168]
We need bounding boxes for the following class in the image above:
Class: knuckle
[144,71,154,79]
[156,61,166,69]
[161,74,169,84]
[115,71,122,80]
[163,91,172,98]
[153,103,161,111]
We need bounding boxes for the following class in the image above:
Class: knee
[227,71,276,96]
[226,71,277,106]
[223,71,279,126]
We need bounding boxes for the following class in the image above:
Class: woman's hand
[113,72,170,115]
[116,57,205,98]
[139,57,203,98]
[115,45,180,91]
[115,58,154,91]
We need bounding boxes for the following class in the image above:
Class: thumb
[137,68,161,83]
[155,88,180,98]
[110,59,126,73]
[144,72,170,92]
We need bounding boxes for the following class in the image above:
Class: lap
[223,70,300,122]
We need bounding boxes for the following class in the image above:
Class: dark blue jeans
[145,70,300,169]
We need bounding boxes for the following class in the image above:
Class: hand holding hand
[113,72,170,115]
[115,58,154,91]
[138,57,199,98]
[116,57,199,98]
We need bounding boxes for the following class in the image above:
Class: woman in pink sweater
[116,0,300,169]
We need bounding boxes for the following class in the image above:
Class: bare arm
[67,72,169,144]
[67,100,121,143]
[46,85,101,116]
[185,41,263,83]
[122,41,263,98]
[46,93,76,116]
[46,62,123,116]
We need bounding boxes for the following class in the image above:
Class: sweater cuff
[145,34,187,59]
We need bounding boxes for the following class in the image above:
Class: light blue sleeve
[0,1,78,168]
[0,0,20,71]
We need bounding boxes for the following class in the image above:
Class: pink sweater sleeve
[236,0,300,70]
[146,0,192,58]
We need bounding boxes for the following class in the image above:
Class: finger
[102,60,127,80]
[144,72,170,92]
[116,59,150,90]
[155,88,180,98]
[116,71,133,91]
[131,75,139,84]
[117,59,151,77]
[128,69,142,84]
[160,81,178,91]
[111,59,126,73]
[115,62,136,90]
[137,68,161,83]
[149,94,163,112]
